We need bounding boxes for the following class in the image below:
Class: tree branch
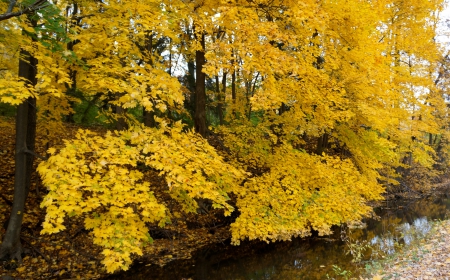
[20,236,52,264]
[24,149,48,161]
[0,0,50,22]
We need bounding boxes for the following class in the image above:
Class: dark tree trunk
[183,25,196,117]
[26,97,36,195]
[215,75,221,122]
[214,74,226,125]
[185,61,196,115]
[115,56,128,131]
[143,109,156,128]
[315,133,329,155]
[194,33,206,137]
[0,47,37,261]
[115,99,127,130]
[65,3,79,123]
[279,103,288,115]
[231,51,236,117]
[143,32,156,128]
[218,72,226,125]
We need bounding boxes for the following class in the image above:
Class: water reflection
[105,196,450,280]
[369,216,432,256]
[370,235,395,255]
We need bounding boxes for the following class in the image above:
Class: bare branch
[0,0,49,22]
[24,149,48,161]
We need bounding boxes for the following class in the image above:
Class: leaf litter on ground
[363,219,450,279]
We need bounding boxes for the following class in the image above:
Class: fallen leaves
[369,219,450,279]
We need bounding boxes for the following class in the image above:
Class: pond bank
[364,219,450,279]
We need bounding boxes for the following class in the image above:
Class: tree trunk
[231,50,236,117]
[143,32,156,128]
[219,72,227,125]
[218,72,226,125]
[194,32,207,137]
[0,47,37,261]
[26,97,36,195]
[215,75,221,123]
[65,3,79,123]
[185,61,196,116]
[143,109,156,128]
[115,101,127,130]
[315,133,329,155]
[214,74,226,125]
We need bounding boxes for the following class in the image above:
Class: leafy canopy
[0,0,447,273]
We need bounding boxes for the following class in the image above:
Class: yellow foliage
[132,123,245,213]
[38,121,244,272]
[1,0,447,274]
[0,73,37,105]
[231,145,383,244]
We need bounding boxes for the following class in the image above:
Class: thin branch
[400,182,423,197]
[20,236,52,264]
[0,0,50,22]
[24,149,48,161]
[73,14,94,21]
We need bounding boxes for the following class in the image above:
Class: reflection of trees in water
[201,239,355,280]
[368,217,431,256]
[118,238,355,279]
[352,197,450,258]
[377,197,450,224]
[106,197,450,280]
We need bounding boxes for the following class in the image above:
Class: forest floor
[363,218,450,279]
[1,118,450,280]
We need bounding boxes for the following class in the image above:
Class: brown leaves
[373,220,450,279]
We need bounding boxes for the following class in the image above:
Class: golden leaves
[230,145,383,244]
[0,74,37,105]
[38,122,244,272]
[130,122,245,215]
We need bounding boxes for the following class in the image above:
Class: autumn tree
[0,2,72,260]
[0,23,38,261]
[32,0,242,272]
[205,0,446,241]
[1,0,448,273]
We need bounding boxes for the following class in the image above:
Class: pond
[105,195,450,280]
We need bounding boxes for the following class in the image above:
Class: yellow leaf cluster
[230,145,383,244]
[0,74,37,105]
[128,121,245,215]
[38,122,244,272]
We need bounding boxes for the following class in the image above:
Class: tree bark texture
[143,32,156,128]
[0,48,37,261]
[315,133,329,155]
[194,33,206,137]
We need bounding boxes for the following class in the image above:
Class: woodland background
[1,0,450,277]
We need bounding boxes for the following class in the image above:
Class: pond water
[106,195,450,280]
